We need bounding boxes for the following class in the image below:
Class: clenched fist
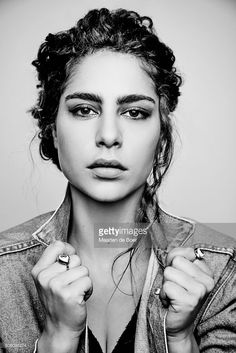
[160,247,215,353]
[31,240,93,353]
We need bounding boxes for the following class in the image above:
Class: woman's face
[53,50,160,202]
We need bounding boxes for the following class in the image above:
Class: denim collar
[32,183,195,267]
[32,184,71,246]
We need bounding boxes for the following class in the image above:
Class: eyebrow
[65,92,156,105]
[117,94,156,105]
[65,93,102,104]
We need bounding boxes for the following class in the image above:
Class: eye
[69,105,99,118]
[122,108,150,120]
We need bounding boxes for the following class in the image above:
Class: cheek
[130,127,160,168]
[55,125,87,167]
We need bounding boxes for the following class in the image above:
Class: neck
[67,183,145,262]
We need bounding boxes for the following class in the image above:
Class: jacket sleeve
[195,257,236,352]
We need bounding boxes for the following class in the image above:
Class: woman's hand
[160,247,215,353]
[31,240,93,353]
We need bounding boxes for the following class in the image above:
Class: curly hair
[31,7,182,223]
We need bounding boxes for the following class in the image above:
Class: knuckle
[48,277,61,293]
[53,240,65,251]
[190,295,199,308]
[85,276,92,289]
[31,266,37,278]
[73,255,81,266]
[37,271,47,287]
[163,266,172,279]
[162,281,170,293]
[172,255,182,268]
[61,288,71,302]
[207,277,215,291]
[167,248,178,263]
[169,248,180,256]
[80,266,89,276]
[196,283,206,298]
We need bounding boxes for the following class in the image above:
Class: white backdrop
[0,0,235,233]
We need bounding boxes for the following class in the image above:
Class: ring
[57,254,70,270]
[194,248,205,260]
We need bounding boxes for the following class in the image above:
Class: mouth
[87,159,127,179]
[88,159,127,170]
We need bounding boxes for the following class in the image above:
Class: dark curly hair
[31,7,182,224]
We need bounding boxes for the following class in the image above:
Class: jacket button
[155,288,160,295]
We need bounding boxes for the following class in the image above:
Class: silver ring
[194,248,205,260]
[57,254,70,270]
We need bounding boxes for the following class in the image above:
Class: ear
[51,123,58,149]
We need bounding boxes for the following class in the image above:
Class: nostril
[95,131,122,148]
[97,139,121,148]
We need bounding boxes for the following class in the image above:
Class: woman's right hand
[31,240,93,353]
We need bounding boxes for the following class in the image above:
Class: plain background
[0,0,235,235]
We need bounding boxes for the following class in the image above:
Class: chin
[87,189,129,203]
[70,178,145,204]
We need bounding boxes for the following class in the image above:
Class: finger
[193,258,213,277]
[164,266,208,298]
[35,255,82,287]
[166,247,196,266]
[55,266,90,287]
[69,276,93,304]
[160,280,199,316]
[171,256,214,292]
[161,280,188,302]
[160,279,186,308]
[32,241,76,277]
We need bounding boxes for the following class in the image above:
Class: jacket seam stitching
[0,242,42,256]
[194,247,234,257]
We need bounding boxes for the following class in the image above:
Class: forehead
[64,50,156,97]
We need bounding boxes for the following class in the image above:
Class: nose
[95,113,122,149]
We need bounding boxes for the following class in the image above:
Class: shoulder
[159,207,236,250]
[0,212,52,303]
[0,216,48,351]
[0,211,53,254]
[158,208,236,285]
[187,220,236,250]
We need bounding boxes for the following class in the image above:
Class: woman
[0,8,235,353]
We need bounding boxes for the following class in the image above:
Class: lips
[87,158,127,179]
[88,158,127,171]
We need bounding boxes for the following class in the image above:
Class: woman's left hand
[159,247,215,351]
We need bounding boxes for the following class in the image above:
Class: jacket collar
[32,183,195,266]
[32,184,71,246]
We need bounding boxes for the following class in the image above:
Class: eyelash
[122,109,150,120]
[69,105,98,118]
[69,105,151,120]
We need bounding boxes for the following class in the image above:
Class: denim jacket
[0,185,235,352]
